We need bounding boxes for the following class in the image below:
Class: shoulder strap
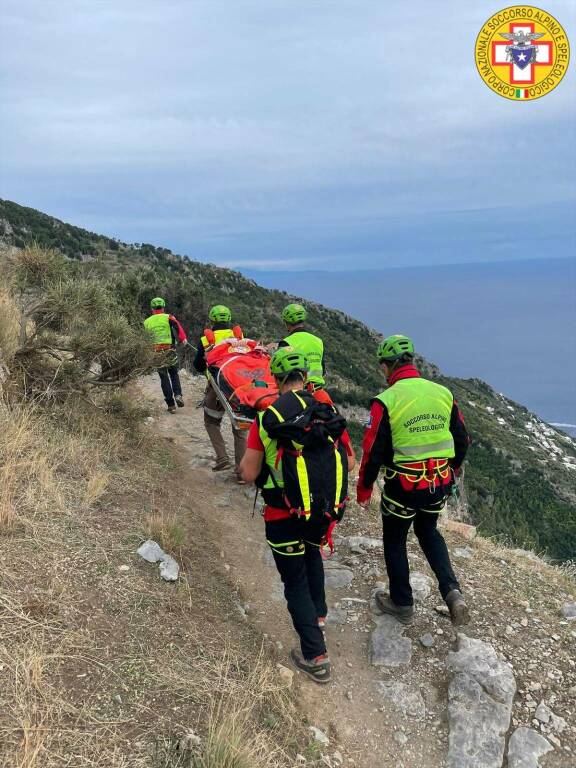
[204,328,215,346]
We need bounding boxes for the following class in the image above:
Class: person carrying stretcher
[193,305,247,479]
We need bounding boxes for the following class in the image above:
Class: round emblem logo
[286,546,294,553]
[475,6,569,100]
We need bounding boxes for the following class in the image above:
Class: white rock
[309,726,329,745]
[394,730,408,746]
[137,539,165,563]
[371,615,412,667]
[453,547,474,559]
[410,572,433,602]
[446,634,516,768]
[535,702,566,733]
[562,602,576,620]
[534,702,551,724]
[324,561,354,590]
[341,535,382,551]
[276,663,294,687]
[507,726,552,768]
[159,554,180,581]
[375,680,426,718]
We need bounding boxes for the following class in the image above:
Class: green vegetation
[1,198,574,562]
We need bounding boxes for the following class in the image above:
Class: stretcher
[196,337,279,430]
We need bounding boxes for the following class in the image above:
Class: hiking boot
[212,458,232,472]
[175,395,185,408]
[446,589,470,626]
[290,649,331,684]
[375,592,415,625]
[167,405,177,414]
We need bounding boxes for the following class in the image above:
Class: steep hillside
[1,199,575,561]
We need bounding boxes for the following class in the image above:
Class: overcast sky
[1,0,574,270]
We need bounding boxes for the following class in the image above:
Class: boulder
[507,727,553,768]
[445,633,516,768]
[371,614,412,667]
[159,554,180,582]
[136,539,165,563]
[562,601,576,620]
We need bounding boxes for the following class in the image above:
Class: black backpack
[260,391,349,524]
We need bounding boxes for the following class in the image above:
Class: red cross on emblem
[491,23,553,85]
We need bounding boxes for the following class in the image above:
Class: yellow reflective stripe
[268,405,284,422]
[292,391,308,409]
[395,439,454,456]
[271,550,305,556]
[296,454,311,511]
[382,492,411,509]
[390,396,419,423]
[334,447,343,511]
[267,539,305,556]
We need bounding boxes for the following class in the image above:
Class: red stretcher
[204,337,278,429]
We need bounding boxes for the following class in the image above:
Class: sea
[245,258,576,436]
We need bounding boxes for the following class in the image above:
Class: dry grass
[151,648,298,768]
[0,262,305,766]
[0,285,20,367]
[0,401,128,535]
[145,510,186,553]
[0,396,305,767]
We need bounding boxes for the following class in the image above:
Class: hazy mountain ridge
[1,199,574,561]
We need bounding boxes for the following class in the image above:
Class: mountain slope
[1,199,575,560]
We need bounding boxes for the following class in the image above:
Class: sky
[0,0,575,270]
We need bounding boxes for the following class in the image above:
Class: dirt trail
[142,373,461,768]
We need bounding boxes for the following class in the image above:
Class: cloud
[0,0,574,268]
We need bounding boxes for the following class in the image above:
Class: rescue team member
[239,348,355,684]
[357,335,470,626]
[279,303,326,390]
[193,305,247,477]
[143,297,187,414]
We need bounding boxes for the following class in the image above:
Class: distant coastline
[245,257,576,428]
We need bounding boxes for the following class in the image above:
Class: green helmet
[270,347,308,378]
[377,334,415,362]
[282,303,307,325]
[150,297,166,308]
[209,304,232,323]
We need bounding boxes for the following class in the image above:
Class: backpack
[260,392,349,524]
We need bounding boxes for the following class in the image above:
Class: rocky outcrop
[507,727,553,768]
[374,680,426,718]
[445,634,516,768]
[371,615,412,667]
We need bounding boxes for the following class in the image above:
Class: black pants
[265,517,327,661]
[158,364,182,407]
[382,509,460,606]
